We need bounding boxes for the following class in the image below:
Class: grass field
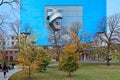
[9,63,120,80]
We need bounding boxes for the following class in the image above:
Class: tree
[48,26,68,61]
[110,44,120,62]
[91,46,107,61]
[0,0,20,56]
[36,47,50,72]
[0,0,20,32]
[69,22,89,49]
[59,43,79,77]
[18,34,38,78]
[17,29,47,78]
[70,22,82,45]
[98,13,120,66]
[48,26,68,45]
[59,23,82,75]
[0,0,20,63]
[0,0,19,8]
[0,14,8,32]
[69,22,90,60]
[9,19,20,35]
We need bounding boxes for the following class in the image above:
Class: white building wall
[0,34,18,50]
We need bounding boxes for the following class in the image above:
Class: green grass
[9,63,120,80]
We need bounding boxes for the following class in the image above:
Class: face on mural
[46,8,63,31]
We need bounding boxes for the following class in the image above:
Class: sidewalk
[0,66,21,80]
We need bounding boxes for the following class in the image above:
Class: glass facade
[20,0,106,45]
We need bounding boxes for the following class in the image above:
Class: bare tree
[48,26,68,46]
[70,22,82,45]
[0,0,20,33]
[0,14,8,32]
[9,19,20,35]
[69,22,89,49]
[9,22,33,44]
[69,22,91,60]
[0,14,8,61]
[0,0,20,8]
[48,26,68,61]
[23,24,32,34]
[0,0,20,61]
[98,13,120,66]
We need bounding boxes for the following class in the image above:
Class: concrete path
[0,66,21,80]
[49,62,58,66]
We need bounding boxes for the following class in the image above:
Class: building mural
[20,0,106,45]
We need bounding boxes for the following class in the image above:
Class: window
[5,56,8,61]
[3,47,5,50]
[15,51,18,54]
[10,51,13,54]
[11,36,14,40]
[3,41,5,46]
[7,41,10,45]
[10,56,13,61]
[12,41,14,45]
[7,36,10,40]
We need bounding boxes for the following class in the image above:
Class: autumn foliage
[36,48,50,72]
[17,35,50,78]
[59,43,79,77]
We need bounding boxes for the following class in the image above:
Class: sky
[0,0,120,36]
[0,0,119,24]
[107,0,120,16]
[0,0,119,20]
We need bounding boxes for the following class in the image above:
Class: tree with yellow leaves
[36,47,50,72]
[17,34,39,78]
[59,43,79,77]
[17,34,51,78]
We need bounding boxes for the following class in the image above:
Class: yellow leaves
[50,59,56,62]
[69,32,79,44]
[59,43,80,74]
[77,44,83,49]
[17,57,25,63]
[74,37,79,43]
[31,63,39,69]
[64,43,76,54]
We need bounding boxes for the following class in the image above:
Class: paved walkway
[49,62,58,66]
[0,66,21,80]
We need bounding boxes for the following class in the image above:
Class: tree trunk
[28,66,31,79]
[106,55,110,66]
[68,72,71,77]
[106,44,110,66]
[98,54,99,61]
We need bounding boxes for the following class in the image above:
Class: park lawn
[9,63,120,80]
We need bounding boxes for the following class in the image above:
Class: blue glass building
[20,0,106,45]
